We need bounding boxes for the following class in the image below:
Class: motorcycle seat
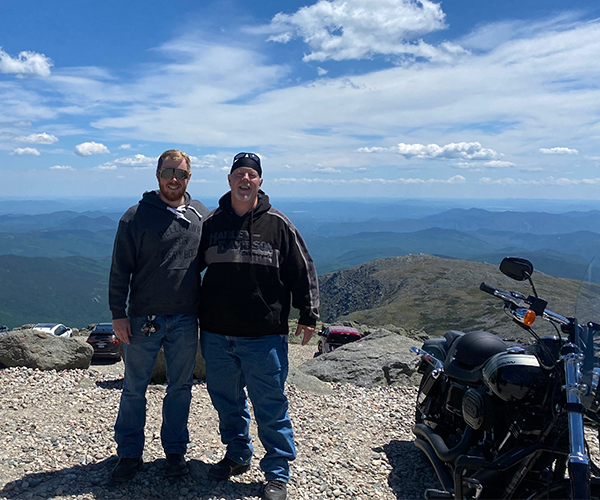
[444,330,507,384]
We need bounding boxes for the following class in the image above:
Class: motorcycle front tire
[526,477,600,499]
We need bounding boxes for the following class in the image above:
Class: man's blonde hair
[157,149,191,172]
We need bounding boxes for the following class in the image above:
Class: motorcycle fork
[562,346,590,499]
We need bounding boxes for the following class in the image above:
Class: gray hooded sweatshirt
[109,190,209,319]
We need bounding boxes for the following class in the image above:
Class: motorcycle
[411,257,600,499]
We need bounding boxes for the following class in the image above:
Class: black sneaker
[207,457,250,480]
[165,453,189,476]
[111,457,142,483]
[262,480,287,500]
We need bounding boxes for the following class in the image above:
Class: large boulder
[151,344,205,383]
[0,329,94,370]
[118,334,205,383]
[287,369,334,394]
[297,328,422,388]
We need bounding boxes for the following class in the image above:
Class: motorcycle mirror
[500,257,534,281]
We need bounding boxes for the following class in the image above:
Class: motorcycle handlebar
[479,282,571,327]
[479,282,500,296]
[479,282,521,304]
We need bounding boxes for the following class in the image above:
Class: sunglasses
[233,152,261,166]
[141,316,160,336]
[159,168,190,180]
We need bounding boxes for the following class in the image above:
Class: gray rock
[0,329,94,370]
[118,330,206,383]
[151,343,206,383]
[286,368,334,394]
[298,328,422,388]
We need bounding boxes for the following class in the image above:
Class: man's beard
[160,184,186,203]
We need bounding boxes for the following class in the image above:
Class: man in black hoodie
[198,152,319,500]
[108,149,209,483]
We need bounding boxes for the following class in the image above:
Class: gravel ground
[0,345,438,500]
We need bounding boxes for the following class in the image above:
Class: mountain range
[1,200,600,328]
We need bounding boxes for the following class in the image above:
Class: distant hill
[318,254,585,339]
[0,229,116,258]
[317,208,600,236]
[306,228,598,280]
[0,255,111,328]
[0,211,120,232]
[0,211,119,258]
[2,207,600,280]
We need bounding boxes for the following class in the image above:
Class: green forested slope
[0,255,111,328]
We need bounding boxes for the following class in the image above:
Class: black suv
[86,323,121,361]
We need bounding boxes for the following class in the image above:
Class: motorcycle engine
[462,388,495,430]
[482,352,547,405]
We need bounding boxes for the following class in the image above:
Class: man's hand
[113,318,132,344]
[295,324,315,346]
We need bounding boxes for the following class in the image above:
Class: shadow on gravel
[383,439,440,500]
[96,379,124,390]
[0,456,264,500]
[90,359,122,366]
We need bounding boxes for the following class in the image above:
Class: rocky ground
[0,345,438,500]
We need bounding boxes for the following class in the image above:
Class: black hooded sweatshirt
[198,191,319,337]
[109,190,209,319]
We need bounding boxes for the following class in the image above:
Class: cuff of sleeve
[298,315,317,328]
[111,311,127,320]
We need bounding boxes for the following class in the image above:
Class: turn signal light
[523,309,536,326]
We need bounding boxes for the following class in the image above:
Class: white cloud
[11,147,40,156]
[395,142,501,160]
[317,67,328,76]
[94,165,118,170]
[479,176,600,187]
[479,177,519,186]
[0,47,53,77]
[50,165,74,170]
[312,165,341,173]
[113,154,156,167]
[357,146,391,153]
[265,0,460,63]
[118,144,132,150]
[540,147,579,155]
[15,132,58,144]
[193,154,220,169]
[74,141,110,157]
[360,142,502,161]
[274,175,465,184]
[458,160,515,169]
[485,160,515,168]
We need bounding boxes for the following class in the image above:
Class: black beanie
[230,157,262,177]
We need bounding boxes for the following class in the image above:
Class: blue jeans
[200,330,296,483]
[114,314,198,458]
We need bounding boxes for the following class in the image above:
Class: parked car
[33,323,73,338]
[0,325,9,333]
[316,325,362,355]
[86,323,121,360]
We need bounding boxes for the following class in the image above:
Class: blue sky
[2,0,600,201]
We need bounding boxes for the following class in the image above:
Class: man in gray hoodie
[108,149,209,483]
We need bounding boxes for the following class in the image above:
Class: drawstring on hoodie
[167,204,203,224]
